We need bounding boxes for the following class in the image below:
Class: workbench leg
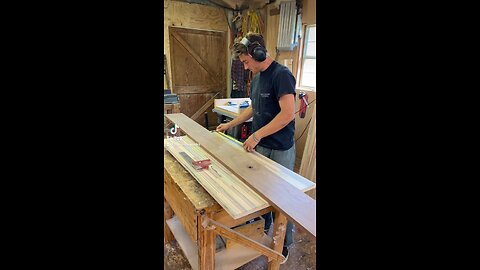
[198,213,215,270]
[164,197,174,244]
[268,210,288,270]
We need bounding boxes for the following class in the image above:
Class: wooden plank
[212,132,316,192]
[165,136,269,220]
[171,30,222,85]
[204,217,284,263]
[167,215,272,270]
[299,104,316,185]
[165,113,316,238]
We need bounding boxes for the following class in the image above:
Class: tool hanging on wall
[299,91,309,118]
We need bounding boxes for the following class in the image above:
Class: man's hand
[243,133,260,152]
[216,122,231,133]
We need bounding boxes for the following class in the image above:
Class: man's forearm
[228,106,253,127]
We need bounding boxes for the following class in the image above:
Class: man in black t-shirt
[216,32,296,263]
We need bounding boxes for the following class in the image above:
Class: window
[299,25,316,90]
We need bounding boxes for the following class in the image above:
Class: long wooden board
[164,113,316,237]
[212,132,315,192]
[165,136,269,219]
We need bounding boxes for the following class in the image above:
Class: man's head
[233,32,268,73]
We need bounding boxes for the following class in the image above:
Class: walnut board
[164,113,316,237]
[212,132,316,192]
[165,136,269,220]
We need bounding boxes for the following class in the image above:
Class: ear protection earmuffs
[240,37,267,62]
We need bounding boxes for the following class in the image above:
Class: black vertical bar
[204,112,209,129]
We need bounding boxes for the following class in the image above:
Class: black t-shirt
[250,61,296,150]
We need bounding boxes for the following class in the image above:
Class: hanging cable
[295,117,312,142]
[294,98,316,115]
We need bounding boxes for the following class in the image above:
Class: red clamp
[192,159,211,170]
[299,92,309,118]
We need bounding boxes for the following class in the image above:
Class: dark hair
[232,32,267,60]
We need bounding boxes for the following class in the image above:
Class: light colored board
[165,136,269,220]
[165,113,316,237]
[212,132,316,192]
[299,104,316,199]
[164,149,217,211]
[299,103,316,183]
[166,215,272,270]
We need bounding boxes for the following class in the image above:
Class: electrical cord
[295,117,312,142]
[294,98,316,115]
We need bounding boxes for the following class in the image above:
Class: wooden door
[169,26,227,127]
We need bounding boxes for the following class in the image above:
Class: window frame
[297,24,316,91]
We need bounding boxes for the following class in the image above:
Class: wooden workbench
[164,149,288,270]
